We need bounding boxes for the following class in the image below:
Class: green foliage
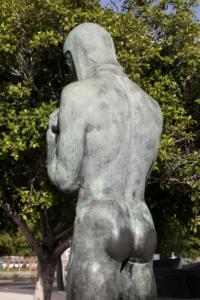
[136,0,200,256]
[0,230,33,256]
[0,0,199,257]
[0,210,33,255]
[155,215,200,259]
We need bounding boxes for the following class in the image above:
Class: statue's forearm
[46,108,59,184]
[47,128,58,185]
[47,127,81,192]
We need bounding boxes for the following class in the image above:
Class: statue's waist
[78,186,117,201]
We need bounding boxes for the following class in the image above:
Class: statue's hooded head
[63,23,121,81]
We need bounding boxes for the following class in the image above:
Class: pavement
[0,291,65,300]
[0,277,199,300]
[0,291,198,300]
[0,278,65,300]
[0,291,66,300]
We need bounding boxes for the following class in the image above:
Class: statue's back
[80,71,162,207]
[124,77,162,202]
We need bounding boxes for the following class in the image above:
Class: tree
[121,0,200,256]
[122,0,154,15]
[0,0,199,298]
[0,1,82,298]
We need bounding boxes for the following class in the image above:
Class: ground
[0,273,198,300]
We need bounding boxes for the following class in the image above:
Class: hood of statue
[63,22,123,81]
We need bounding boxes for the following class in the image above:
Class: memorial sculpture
[47,23,162,300]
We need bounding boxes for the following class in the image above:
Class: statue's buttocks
[75,193,133,263]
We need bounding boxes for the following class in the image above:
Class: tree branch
[110,0,120,12]
[148,176,193,186]
[54,237,71,258]
[54,226,73,243]
[53,220,65,236]
[10,67,22,77]
[0,199,43,257]
[43,208,54,249]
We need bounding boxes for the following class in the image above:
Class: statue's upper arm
[54,84,86,192]
[59,85,83,130]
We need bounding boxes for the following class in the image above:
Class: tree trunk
[56,255,64,291]
[34,257,56,300]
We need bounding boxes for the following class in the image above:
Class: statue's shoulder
[61,81,85,99]
[146,93,163,126]
[145,91,162,124]
[61,79,96,106]
[129,80,163,126]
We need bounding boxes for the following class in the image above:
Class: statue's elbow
[57,182,80,193]
[48,162,80,193]
[55,173,80,193]
[47,165,57,186]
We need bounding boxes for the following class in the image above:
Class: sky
[100,0,200,20]
[100,0,122,12]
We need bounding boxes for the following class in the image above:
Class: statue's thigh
[67,200,132,300]
[67,255,136,300]
[128,262,157,300]
[67,257,120,300]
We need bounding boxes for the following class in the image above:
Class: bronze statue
[47,23,162,300]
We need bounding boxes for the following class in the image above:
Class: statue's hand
[47,109,59,145]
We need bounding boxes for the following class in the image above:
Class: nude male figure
[47,23,162,300]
